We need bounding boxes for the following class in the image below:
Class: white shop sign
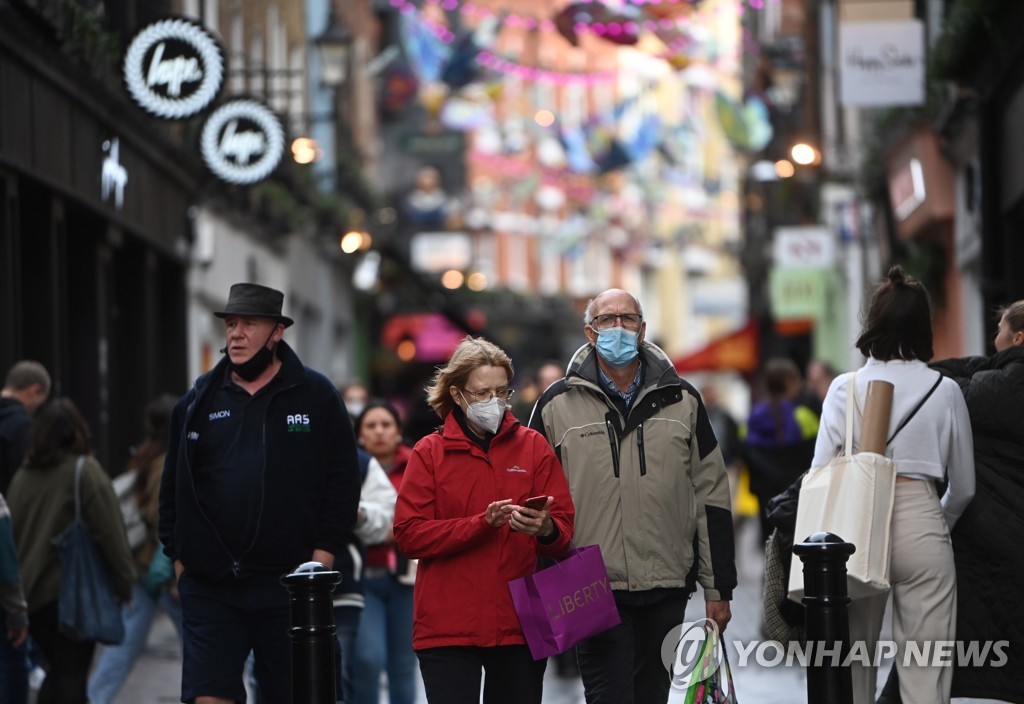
[773,227,835,268]
[200,100,284,185]
[840,20,924,108]
[123,17,224,119]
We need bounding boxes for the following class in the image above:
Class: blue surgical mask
[595,327,639,368]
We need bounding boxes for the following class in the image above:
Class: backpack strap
[885,372,943,447]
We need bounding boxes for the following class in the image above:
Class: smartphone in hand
[523,495,548,511]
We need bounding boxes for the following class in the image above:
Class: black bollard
[281,561,342,704]
[793,532,855,704]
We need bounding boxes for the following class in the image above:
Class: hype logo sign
[200,99,284,185]
[123,17,224,120]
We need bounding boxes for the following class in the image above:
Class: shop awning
[673,320,759,374]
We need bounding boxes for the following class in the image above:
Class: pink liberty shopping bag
[508,544,621,660]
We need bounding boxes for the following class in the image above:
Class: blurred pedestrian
[702,382,755,531]
[0,491,28,704]
[87,393,183,704]
[0,360,47,704]
[7,398,135,704]
[740,357,818,542]
[394,336,574,704]
[0,360,51,494]
[701,383,742,471]
[340,379,370,424]
[159,282,361,704]
[529,289,735,704]
[512,361,563,424]
[334,445,398,704]
[878,299,1024,704]
[350,399,418,704]
[802,358,838,416]
[811,266,974,704]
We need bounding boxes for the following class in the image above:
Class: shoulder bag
[788,371,942,601]
[52,456,126,645]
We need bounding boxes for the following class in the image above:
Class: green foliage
[930,0,1016,82]
[900,240,947,307]
[59,0,121,75]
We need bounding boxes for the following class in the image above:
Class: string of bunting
[408,0,779,29]
[392,0,619,84]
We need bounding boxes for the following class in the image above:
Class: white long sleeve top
[811,358,976,528]
[355,457,398,545]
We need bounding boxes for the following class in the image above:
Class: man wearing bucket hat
[159,283,361,704]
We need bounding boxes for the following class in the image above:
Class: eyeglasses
[462,387,514,403]
[589,313,643,331]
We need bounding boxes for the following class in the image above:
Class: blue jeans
[350,575,418,704]
[87,580,183,704]
[335,605,361,703]
[0,631,28,704]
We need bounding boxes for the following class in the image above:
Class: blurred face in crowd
[342,384,369,417]
[806,361,836,402]
[21,383,49,415]
[359,407,402,464]
[994,314,1024,352]
[224,316,280,364]
[535,364,562,395]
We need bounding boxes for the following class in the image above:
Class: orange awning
[673,320,759,374]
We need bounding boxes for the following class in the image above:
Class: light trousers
[848,480,957,704]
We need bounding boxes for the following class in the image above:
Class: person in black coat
[880,300,1024,704]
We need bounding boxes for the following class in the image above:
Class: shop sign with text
[840,20,924,107]
[123,17,224,119]
[200,99,284,185]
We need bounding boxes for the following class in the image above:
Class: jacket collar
[440,404,519,448]
[200,339,306,392]
[991,344,1024,369]
[566,340,680,390]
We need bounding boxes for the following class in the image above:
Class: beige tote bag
[788,371,941,602]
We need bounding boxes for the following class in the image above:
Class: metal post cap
[793,532,856,556]
[280,561,341,586]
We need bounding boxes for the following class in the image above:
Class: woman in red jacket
[393,336,575,704]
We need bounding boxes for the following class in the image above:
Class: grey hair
[583,292,644,325]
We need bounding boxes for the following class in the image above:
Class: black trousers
[29,601,97,704]
[417,644,546,704]
[576,591,689,704]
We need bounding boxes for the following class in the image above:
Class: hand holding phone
[523,495,549,511]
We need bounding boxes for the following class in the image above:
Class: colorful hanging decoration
[399,7,449,83]
[713,91,773,152]
[552,2,644,48]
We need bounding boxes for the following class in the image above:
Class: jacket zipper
[637,423,647,477]
[240,379,302,564]
[182,394,238,571]
[605,419,621,477]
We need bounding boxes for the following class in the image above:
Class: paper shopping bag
[508,544,621,660]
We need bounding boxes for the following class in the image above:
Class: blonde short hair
[425,336,514,419]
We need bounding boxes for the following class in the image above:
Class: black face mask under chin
[227,330,276,381]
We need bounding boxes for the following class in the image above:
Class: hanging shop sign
[123,17,224,120]
[199,99,284,185]
[839,20,924,107]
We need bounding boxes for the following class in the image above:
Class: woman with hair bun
[810,266,975,704]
